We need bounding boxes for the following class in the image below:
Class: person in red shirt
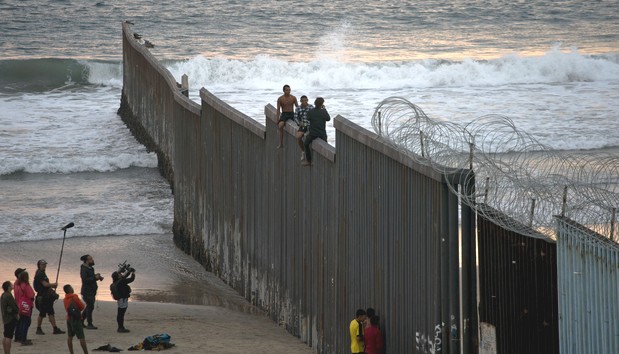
[13,270,35,345]
[63,285,88,354]
[364,315,384,354]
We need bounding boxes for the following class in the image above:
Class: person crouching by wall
[63,285,88,354]
[111,269,135,333]
[302,97,330,167]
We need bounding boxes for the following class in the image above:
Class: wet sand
[0,234,313,353]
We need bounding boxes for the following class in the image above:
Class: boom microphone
[56,222,74,284]
[61,222,75,231]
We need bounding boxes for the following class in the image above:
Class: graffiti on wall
[416,323,444,353]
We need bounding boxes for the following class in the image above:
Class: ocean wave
[0,153,158,176]
[0,58,122,92]
[165,47,619,90]
[2,48,618,94]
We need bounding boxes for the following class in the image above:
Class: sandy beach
[0,234,313,354]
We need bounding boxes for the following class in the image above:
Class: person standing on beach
[13,270,34,346]
[294,95,314,160]
[364,307,375,328]
[111,269,135,333]
[79,255,103,330]
[349,309,366,354]
[302,97,330,166]
[363,315,384,354]
[2,281,18,354]
[33,259,65,335]
[63,284,88,354]
[276,84,298,148]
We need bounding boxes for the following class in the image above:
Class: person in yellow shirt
[350,309,367,354]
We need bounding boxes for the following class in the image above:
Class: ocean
[1,0,618,243]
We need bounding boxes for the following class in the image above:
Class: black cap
[14,268,26,277]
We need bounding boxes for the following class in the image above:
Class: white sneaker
[301,152,305,161]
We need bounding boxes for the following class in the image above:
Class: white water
[166,48,619,149]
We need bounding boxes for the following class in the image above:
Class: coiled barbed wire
[372,97,619,243]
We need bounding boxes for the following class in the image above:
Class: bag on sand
[94,344,122,352]
[143,333,171,349]
[128,333,173,351]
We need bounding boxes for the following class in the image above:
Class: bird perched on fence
[133,33,142,40]
[144,40,155,48]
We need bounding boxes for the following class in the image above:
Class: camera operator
[111,266,135,333]
[33,259,65,335]
[79,255,103,330]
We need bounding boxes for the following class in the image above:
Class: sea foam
[165,47,619,91]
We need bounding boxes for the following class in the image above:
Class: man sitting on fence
[276,84,298,149]
[302,97,330,166]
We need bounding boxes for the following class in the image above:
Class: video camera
[117,260,135,277]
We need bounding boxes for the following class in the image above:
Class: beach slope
[0,234,312,354]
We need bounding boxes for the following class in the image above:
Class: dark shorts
[67,319,85,339]
[3,318,17,339]
[279,112,294,122]
[36,295,55,317]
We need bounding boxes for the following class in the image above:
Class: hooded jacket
[80,263,98,296]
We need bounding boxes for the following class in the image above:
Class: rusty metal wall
[120,23,476,354]
[477,207,559,354]
[120,22,200,185]
[555,217,619,354]
[192,90,471,353]
[191,89,341,352]
[334,117,463,354]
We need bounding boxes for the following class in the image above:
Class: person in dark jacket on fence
[302,97,330,166]
[111,270,135,333]
[79,255,103,330]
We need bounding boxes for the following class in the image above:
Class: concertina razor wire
[371,97,619,244]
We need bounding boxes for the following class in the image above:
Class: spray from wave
[165,47,619,91]
[2,47,616,93]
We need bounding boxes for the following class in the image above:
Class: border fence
[119,23,619,353]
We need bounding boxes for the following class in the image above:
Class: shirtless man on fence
[276,84,298,149]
